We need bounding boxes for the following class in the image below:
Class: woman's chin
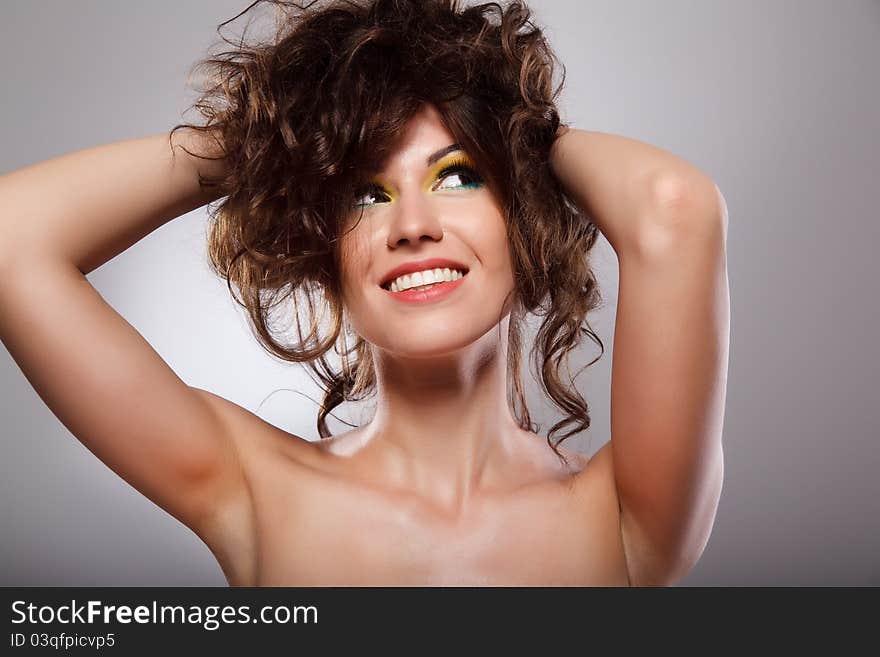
[381,335,479,359]
[369,321,506,360]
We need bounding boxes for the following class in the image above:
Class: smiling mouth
[380,269,469,292]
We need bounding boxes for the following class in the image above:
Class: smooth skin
[0,105,728,586]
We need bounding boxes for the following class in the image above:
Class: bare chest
[225,452,630,586]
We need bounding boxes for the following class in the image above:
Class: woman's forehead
[374,104,458,172]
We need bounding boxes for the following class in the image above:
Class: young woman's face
[338,103,516,357]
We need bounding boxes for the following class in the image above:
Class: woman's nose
[385,188,444,248]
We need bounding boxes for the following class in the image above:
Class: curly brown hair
[168,0,604,465]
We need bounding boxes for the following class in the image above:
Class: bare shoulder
[186,387,319,585]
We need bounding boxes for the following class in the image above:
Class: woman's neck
[361,323,526,512]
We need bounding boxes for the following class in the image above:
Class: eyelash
[354,158,483,207]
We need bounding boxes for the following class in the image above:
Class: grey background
[1,0,877,586]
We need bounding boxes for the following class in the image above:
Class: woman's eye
[434,165,483,191]
[353,185,388,208]
[353,165,483,207]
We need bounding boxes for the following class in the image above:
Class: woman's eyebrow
[426,143,462,166]
[369,144,463,182]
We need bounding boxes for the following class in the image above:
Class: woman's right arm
[0,129,255,541]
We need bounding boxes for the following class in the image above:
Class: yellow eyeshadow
[362,152,477,201]
[424,152,476,187]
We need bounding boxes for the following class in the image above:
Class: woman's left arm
[551,128,730,585]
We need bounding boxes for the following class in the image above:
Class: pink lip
[381,272,468,304]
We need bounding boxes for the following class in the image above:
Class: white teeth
[388,267,466,292]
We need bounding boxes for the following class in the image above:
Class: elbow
[636,172,728,257]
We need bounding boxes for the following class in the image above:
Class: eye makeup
[432,155,484,191]
[352,152,484,208]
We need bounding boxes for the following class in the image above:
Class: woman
[0,0,729,586]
